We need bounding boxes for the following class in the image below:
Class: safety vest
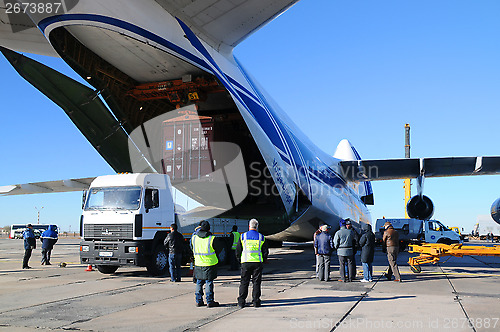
[191,234,218,266]
[241,232,264,263]
[231,231,240,250]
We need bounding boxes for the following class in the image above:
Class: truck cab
[80,174,175,275]
[375,218,461,248]
[423,220,461,244]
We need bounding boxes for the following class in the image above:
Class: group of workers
[164,218,268,308]
[22,224,59,269]
[20,217,400,308]
[314,219,401,283]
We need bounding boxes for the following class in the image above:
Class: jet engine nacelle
[491,198,500,224]
[406,195,434,220]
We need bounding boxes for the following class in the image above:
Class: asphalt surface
[0,238,499,331]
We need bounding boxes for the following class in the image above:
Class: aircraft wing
[0,177,95,196]
[0,1,57,56]
[154,0,300,50]
[340,156,500,182]
[1,46,133,173]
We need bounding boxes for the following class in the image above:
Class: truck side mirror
[144,188,154,212]
[144,188,159,212]
[82,190,88,210]
[145,196,153,211]
[152,190,159,208]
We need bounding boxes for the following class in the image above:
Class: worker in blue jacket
[314,224,335,281]
[236,219,269,308]
[40,225,58,265]
[22,224,36,269]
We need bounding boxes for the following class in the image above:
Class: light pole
[35,206,44,224]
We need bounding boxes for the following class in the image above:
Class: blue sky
[0,0,498,232]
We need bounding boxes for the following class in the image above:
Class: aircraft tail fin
[334,139,374,205]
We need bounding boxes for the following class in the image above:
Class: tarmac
[0,238,499,332]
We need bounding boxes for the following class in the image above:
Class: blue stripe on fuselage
[38,14,212,73]
[38,13,348,199]
[234,61,313,194]
[237,93,287,153]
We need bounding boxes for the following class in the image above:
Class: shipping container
[162,112,215,183]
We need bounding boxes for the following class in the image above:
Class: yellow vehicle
[450,226,468,241]
[408,243,500,273]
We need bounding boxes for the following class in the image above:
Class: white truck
[374,218,461,250]
[79,173,248,275]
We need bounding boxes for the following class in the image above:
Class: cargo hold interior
[40,27,307,235]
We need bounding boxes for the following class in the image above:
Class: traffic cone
[85,264,93,271]
[187,262,194,276]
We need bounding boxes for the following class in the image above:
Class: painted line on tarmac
[182,279,309,331]
[438,264,477,332]
[468,255,499,269]
[0,278,173,315]
[422,271,500,277]
[330,269,387,331]
[374,269,500,277]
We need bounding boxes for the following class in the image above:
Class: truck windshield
[85,187,142,210]
[438,222,449,231]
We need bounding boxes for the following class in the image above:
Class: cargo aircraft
[1,0,499,242]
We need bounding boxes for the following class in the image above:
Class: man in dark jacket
[313,222,325,278]
[164,223,184,282]
[345,219,359,281]
[314,225,334,281]
[383,221,401,282]
[22,224,36,269]
[334,219,357,282]
[40,225,58,265]
[190,220,223,307]
[228,225,240,271]
[359,223,375,282]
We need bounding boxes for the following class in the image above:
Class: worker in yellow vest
[236,219,269,308]
[229,225,240,271]
[190,220,222,308]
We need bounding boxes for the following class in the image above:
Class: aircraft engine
[491,198,500,224]
[406,195,434,220]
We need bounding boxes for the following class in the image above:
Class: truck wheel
[147,245,169,276]
[417,234,425,243]
[437,238,452,245]
[96,265,118,274]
